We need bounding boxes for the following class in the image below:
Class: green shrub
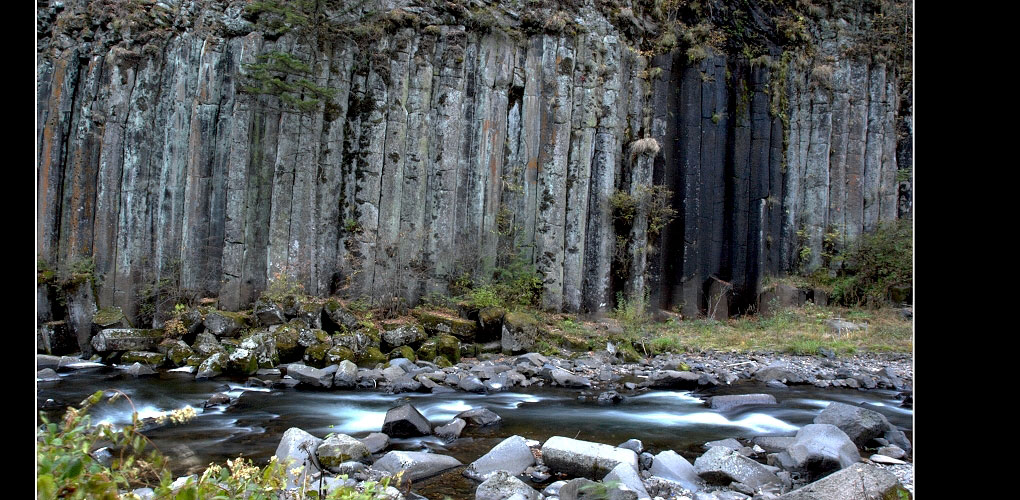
[38,390,401,499]
[827,220,912,306]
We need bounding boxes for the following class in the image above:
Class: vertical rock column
[676,60,702,317]
[562,31,600,313]
[534,35,574,311]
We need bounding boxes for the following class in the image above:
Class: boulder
[456,408,502,427]
[647,450,703,493]
[65,279,98,356]
[648,370,701,389]
[192,332,227,358]
[287,364,334,388]
[323,299,360,332]
[271,324,303,362]
[776,463,909,500]
[474,470,541,500]
[372,451,462,482]
[415,311,478,342]
[604,461,651,499]
[463,435,536,481]
[542,436,639,480]
[253,297,287,326]
[37,368,61,382]
[477,307,506,342]
[295,301,323,329]
[501,312,538,354]
[119,362,157,377]
[381,404,432,437]
[91,329,165,353]
[316,434,371,472]
[434,418,467,441]
[333,360,359,388]
[459,375,487,393]
[693,446,783,491]
[753,436,795,453]
[359,432,390,454]
[550,368,592,388]
[203,310,247,338]
[38,321,77,356]
[775,424,860,480]
[92,307,131,332]
[708,394,778,412]
[813,402,892,448]
[228,331,279,374]
[160,340,195,367]
[753,362,806,384]
[618,439,643,454]
[196,352,226,379]
[120,351,166,367]
[275,428,323,488]
[382,325,427,349]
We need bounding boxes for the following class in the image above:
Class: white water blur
[601,409,799,434]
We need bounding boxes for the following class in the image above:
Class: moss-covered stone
[93,306,130,328]
[414,310,478,342]
[326,345,357,365]
[357,346,387,367]
[387,345,417,362]
[323,298,359,332]
[460,342,478,359]
[121,351,166,367]
[436,334,461,364]
[502,312,539,354]
[159,339,195,367]
[433,355,452,368]
[203,310,249,338]
[304,341,332,368]
[416,338,438,361]
[618,343,643,363]
[91,328,165,353]
[273,325,303,362]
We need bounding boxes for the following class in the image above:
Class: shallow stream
[37,366,912,497]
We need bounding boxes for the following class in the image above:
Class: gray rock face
[753,363,805,384]
[38,321,76,356]
[381,404,432,438]
[647,450,703,493]
[372,451,462,482]
[475,470,541,500]
[708,394,778,411]
[542,436,639,480]
[694,446,783,491]
[196,352,226,379]
[36,0,907,321]
[813,402,891,448]
[463,435,536,481]
[776,463,907,500]
[776,424,860,479]
[203,311,246,338]
[275,427,323,489]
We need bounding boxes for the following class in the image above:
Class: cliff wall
[36,0,912,324]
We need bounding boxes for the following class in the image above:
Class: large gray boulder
[693,446,783,492]
[708,394,778,411]
[372,450,462,482]
[647,450,703,493]
[381,404,432,437]
[776,463,909,499]
[754,362,806,384]
[359,432,390,454]
[203,310,247,338]
[463,435,536,481]
[192,332,227,357]
[549,368,592,388]
[813,402,891,448]
[648,370,701,389]
[91,328,165,353]
[382,325,427,349]
[434,418,467,441]
[316,434,371,472]
[286,364,334,388]
[604,461,651,499]
[474,470,541,500]
[333,360,359,388]
[253,297,286,326]
[275,428,323,489]
[542,436,638,480]
[196,352,226,379]
[456,408,502,427]
[775,424,860,480]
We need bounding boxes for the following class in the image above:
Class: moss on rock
[357,346,386,367]
[387,345,417,362]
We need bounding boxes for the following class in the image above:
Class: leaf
[174,485,198,500]
[61,458,83,480]
[37,474,56,499]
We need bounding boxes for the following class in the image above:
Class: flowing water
[36,366,912,497]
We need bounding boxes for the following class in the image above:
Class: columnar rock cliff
[36,0,911,324]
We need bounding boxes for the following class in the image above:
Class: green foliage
[38,390,400,500]
[825,220,912,307]
[37,390,172,499]
[610,190,638,224]
[241,51,337,113]
[461,257,544,311]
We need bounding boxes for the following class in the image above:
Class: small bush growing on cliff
[826,219,912,307]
